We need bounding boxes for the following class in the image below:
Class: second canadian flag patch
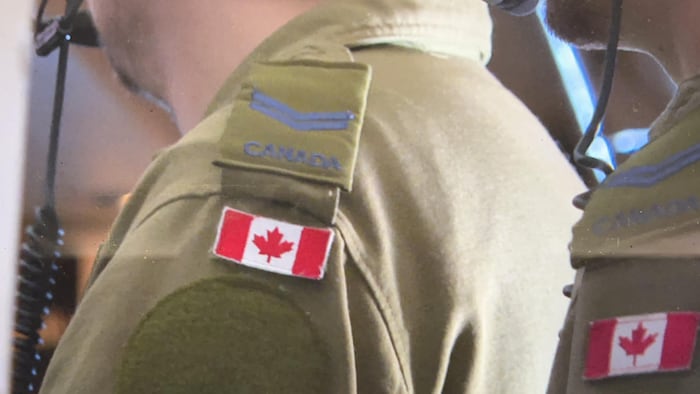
[585,312,700,380]
[213,207,334,280]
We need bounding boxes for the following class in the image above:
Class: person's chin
[545,0,610,49]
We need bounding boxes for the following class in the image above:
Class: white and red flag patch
[213,207,334,280]
[584,312,700,380]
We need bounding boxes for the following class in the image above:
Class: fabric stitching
[335,209,412,393]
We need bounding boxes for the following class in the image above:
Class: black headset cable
[572,0,623,209]
[573,0,623,178]
[11,0,80,391]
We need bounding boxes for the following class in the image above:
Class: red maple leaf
[252,227,294,263]
[618,322,658,366]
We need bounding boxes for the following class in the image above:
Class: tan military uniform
[41,1,583,393]
[548,75,700,393]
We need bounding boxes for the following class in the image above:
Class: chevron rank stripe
[250,90,356,131]
[217,61,371,191]
[603,143,700,188]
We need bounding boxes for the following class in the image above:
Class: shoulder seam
[335,210,411,393]
[133,189,334,234]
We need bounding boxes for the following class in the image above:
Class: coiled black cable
[13,207,63,394]
[12,1,72,391]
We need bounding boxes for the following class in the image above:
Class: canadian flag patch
[212,207,334,280]
[585,312,700,380]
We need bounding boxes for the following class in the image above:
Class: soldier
[40,0,583,393]
[545,1,700,393]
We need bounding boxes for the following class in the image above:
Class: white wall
[0,2,34,391]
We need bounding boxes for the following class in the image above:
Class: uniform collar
[302,0,492,63]
[649,75,700,140]
[205,0,492,116]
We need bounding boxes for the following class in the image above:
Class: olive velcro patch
[116,278,328,394]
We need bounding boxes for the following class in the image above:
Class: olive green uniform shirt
[548,75,700,393]
[41,1,583,393]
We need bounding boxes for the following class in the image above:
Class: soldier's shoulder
[213,42,373,192]
[572,109,700,262]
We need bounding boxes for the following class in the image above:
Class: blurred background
[19,0,675,388]
[20,0,179,382]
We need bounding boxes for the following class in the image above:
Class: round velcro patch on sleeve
[116,277,328,394]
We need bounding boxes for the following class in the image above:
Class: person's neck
[156,1,318,133]
[641,4,700,85]
[661,26,700,85]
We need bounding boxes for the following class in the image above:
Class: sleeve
[117,278,330,394]
[548,257,700,394]
[39,193,358,394]
[40,50,376,394]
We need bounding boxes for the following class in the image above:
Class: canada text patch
[212,207,334,280]
[243,141,343,171]
[571,108,700,259]
[215,61,371,191]
[584,312,700,380]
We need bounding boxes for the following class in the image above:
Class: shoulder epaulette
[215,43,372,191]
